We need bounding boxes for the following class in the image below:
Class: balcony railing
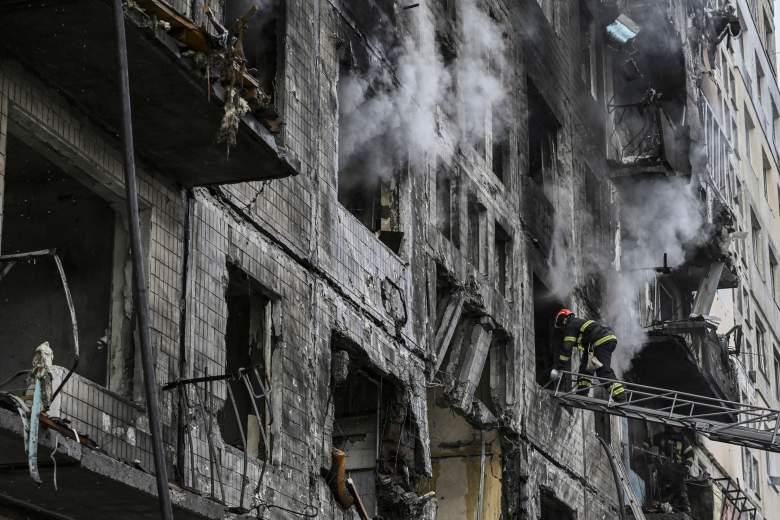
[607,98,689,176]
[163,365,273,513]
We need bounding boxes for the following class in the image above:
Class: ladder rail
[552,371,780,453]
[596,433,646,520]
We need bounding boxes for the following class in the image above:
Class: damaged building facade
[0,0,778,519]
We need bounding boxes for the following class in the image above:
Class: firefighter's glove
[549,369,562,382]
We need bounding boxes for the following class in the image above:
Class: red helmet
[554,308,574,328]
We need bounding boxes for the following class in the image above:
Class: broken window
[0,134,135,390]
[436,160,460,248]
[491,103,509,183]
[494,222,511,297]
[329,337,418,518]
[540,489,574,520]
[332,366,381,515]
[224,0,282,104]
[220,263,272,459]
[527,78,560,188]
[533,275,564,385]
[336,30,403,252]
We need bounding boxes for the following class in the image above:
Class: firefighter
[651,426,694,513]
[549,309,626,402]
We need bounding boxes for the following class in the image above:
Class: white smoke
[608,177,705,376]
[337,0,507,180]
[454,0,508,140]
[547,175,707,377]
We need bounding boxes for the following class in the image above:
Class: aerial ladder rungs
[550,371,780,453]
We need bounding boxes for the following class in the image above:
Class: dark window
[0,134,130,389]
[533,275,564,385]
[527,78,561,187]
[221,264,272,459]
[492,103,509,183]
[468,197,487,272]
[494,222,511,297]
[436,161,460,248]
[540,489,574,520]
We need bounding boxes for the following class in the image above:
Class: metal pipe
[476,431,486,520]
[112,1,173,517]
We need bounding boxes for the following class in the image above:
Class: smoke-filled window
[527,78,560,188]
[491,102,509,184]
[334,11,405,252]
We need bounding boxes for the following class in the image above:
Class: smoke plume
[549,175,706,377]
[337,0,507,181]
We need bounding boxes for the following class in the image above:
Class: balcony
[607,103,691,182]
[630,320,740,407]
[0,0,298,187]
[0,406,223,519]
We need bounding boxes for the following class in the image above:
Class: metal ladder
[596,434,646,520]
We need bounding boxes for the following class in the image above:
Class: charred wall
[0,0,718,519]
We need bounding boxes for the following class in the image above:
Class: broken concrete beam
[443,318,472,378]
[455,322,493,411]
[433,294,464,371]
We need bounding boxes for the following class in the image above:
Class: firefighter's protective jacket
[555,317,616,369]
[653,431,695,466]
